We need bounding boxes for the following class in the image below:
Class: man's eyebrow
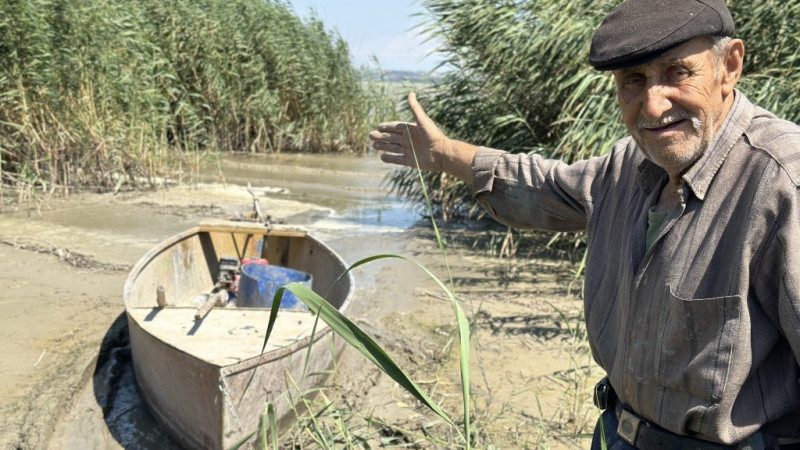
[655,45,701,66]
[644,56,694,73]
[614,67,643,77]
[613,52,698,78]
[660,55,689,66]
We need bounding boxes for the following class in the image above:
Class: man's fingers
[408,92,434,130]
[369,130,402,144]
[370,139,405,154]
[372,122,418,147]
[379,152,408,167]
[376,121,411,134]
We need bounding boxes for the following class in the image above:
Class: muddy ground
[0,185,600,449]
[323,228,602,449]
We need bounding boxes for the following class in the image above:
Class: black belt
[593,377,795,450]
[595,378,722,448]
[615,407,730,450]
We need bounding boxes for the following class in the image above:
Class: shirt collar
[636,90,755,201]
[636,155,666,197]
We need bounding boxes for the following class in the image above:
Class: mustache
[635,111,701,132]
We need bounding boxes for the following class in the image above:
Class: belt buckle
[594,381,609,410]
[617,410,641,446]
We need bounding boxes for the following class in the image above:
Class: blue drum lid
[237,264,312,310]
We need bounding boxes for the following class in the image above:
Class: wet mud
[0,153,598,449]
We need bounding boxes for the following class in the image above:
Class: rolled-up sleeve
[472,146,610,232]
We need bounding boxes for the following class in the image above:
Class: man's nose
[642,84,673,120]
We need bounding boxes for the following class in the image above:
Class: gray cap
[589,0,735,71]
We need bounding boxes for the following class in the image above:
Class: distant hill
[360,69,444,84]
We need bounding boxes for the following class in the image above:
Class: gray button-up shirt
[472,91,800,444]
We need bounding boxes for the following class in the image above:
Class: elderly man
[369,0,800,448]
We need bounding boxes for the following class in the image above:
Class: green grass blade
[264,402,278,450]
[280,281,460,434]
[239,287,285,403]
[404,122,471,448]
[286,252,472,443]
[600,413,607,450]
[226,430,256,450]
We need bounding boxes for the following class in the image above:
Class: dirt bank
[323,228,600,449]
[0,186,599,449]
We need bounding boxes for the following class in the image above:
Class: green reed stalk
[404,123,471,447]
[243,254,472,447]
[244,124,474,447]
[263,256,465,439]
[260,403,278,450]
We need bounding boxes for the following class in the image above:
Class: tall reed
[0,0,378,194]
[389,0,800,222]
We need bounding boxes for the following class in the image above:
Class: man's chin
[656,156,704,178]
[638,143,705,174]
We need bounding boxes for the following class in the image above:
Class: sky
[288,0,444,73]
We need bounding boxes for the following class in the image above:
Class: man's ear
[720,39,744,95]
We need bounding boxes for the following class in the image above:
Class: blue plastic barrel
[237,264,312,311]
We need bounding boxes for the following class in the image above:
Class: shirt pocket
[654,286,742,404]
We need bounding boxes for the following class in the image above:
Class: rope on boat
[219,375,253,450]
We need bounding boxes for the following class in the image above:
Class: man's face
[612,37,730,177]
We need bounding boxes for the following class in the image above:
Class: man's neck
[653,90,737,214]
[654,177,683,214]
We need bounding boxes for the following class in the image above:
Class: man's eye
[622,76,645,87]
[670,66,691,81]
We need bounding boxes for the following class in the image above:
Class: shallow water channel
[1,152,428,449]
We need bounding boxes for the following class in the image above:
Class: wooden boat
[122,220,354,449]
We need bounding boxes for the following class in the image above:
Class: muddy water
[203,153,419,235]
[0,152,432,449]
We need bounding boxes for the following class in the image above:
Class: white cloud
[351,30,445,72]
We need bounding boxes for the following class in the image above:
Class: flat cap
[589,0,735,71]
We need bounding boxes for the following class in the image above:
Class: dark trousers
[590,408,636,450]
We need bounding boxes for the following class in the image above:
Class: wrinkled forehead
[610,37,716,77]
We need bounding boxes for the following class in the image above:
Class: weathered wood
[128,307,320,363]
[156,285,166,308]
[198,220,307,238]
[193,290,227,320]
[123,221,353,450]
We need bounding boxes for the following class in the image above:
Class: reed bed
[389,0,800,222]
[0,0,385,195]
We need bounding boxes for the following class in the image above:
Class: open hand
[369,93,452,172]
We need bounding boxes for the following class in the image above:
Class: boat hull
[123,221,353,449]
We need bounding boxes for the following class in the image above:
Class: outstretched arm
[369,93,478,184]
